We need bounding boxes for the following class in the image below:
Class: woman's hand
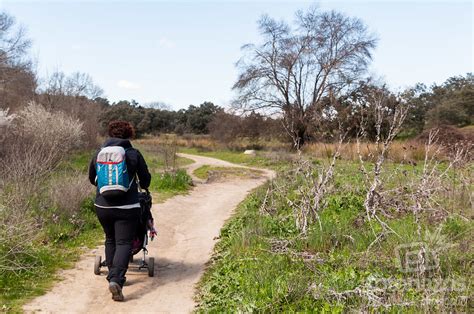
[149,227,157,240]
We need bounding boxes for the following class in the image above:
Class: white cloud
[158,37,176,49]
[117,80,141,90]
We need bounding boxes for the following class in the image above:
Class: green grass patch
[193,165,212,179]
[176,156,195,167]
[135,143,194,199]
[0,197,102,312]
[57,149,95,173]
[149,169,192,192]
[193,165,265,180]
[196,162,473,312]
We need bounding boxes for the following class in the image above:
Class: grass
[0,150,101,311]
[138,134,456,163]
[196,158,473,312]
[193,165,213,179]
[193,165,265,180]
[149,169,192,192]
[56,149,95,173]
[135,133,291,152]
[0,198,102,312]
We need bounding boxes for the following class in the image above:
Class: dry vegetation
[0,104,97,308]
[136,133,289,152]
[196,86,473,312]
[197,133,472,312]
[138,130,473,164]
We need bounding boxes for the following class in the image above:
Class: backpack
[96,146,133,198]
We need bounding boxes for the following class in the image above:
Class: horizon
[1,0,472,109]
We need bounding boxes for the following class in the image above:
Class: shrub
[0,109,15,158]
[416,125,467,146]
[48,172,94,219]
[1,102,84,182]
[0,108,15,127]
[0,103,88,284]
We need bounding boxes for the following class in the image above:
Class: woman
[88,120,151,301]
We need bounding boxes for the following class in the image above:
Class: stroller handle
[136,175,150,195]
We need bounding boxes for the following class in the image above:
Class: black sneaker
[108,281,124,301]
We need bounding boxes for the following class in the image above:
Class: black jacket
[88,138,151,208]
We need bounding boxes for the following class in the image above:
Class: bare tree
[35,71,104,147]
[233,7,377,148]
[41,70,103,103]
[0,12,36,110]
[0,12,31,68]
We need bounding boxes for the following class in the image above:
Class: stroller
[94,189,155,277]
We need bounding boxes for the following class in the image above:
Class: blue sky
[1,0,472,109]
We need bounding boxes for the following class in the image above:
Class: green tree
[425,73,473,127]
[184,102,222,134]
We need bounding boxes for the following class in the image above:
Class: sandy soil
[23,153,274,314]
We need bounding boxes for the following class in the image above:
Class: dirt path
[23,154,275,314]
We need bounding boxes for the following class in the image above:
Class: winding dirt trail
[23,153,274,313]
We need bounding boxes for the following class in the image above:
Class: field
[188,144,473,311]
[136,136,472,311]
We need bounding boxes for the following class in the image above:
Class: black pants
[95,206,139,287]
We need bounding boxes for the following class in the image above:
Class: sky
[1,0,472,110]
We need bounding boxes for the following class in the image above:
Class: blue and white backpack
[96,146,133,198]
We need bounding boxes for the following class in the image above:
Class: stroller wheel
[148,257,155,277]
[94,255,102,275]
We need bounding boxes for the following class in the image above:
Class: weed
[149,169,192,192]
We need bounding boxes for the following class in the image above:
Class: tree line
[1,9,471,151]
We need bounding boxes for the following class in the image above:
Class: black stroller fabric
[131,191,153,255]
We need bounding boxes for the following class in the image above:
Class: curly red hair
[108,120,135,139]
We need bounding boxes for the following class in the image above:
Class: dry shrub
[303,141,445,163]
[0,102,84,182]
[0,108,15,127]
[261,134,345,234]
[137,134,289,152]
[0,213,40,274]
[136,136,180,171]
[0,103,87,275]
[416,125,467,146]
[180,134,217,151]
[416,125,473,161]
[136,134,218,151]
[0,102,85,218]
[260,151,297,163]
[15,102,84,153]
[48,172,94,218]
[77,102,102,148]
[0,109,15,158]
[156,141,179,172]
